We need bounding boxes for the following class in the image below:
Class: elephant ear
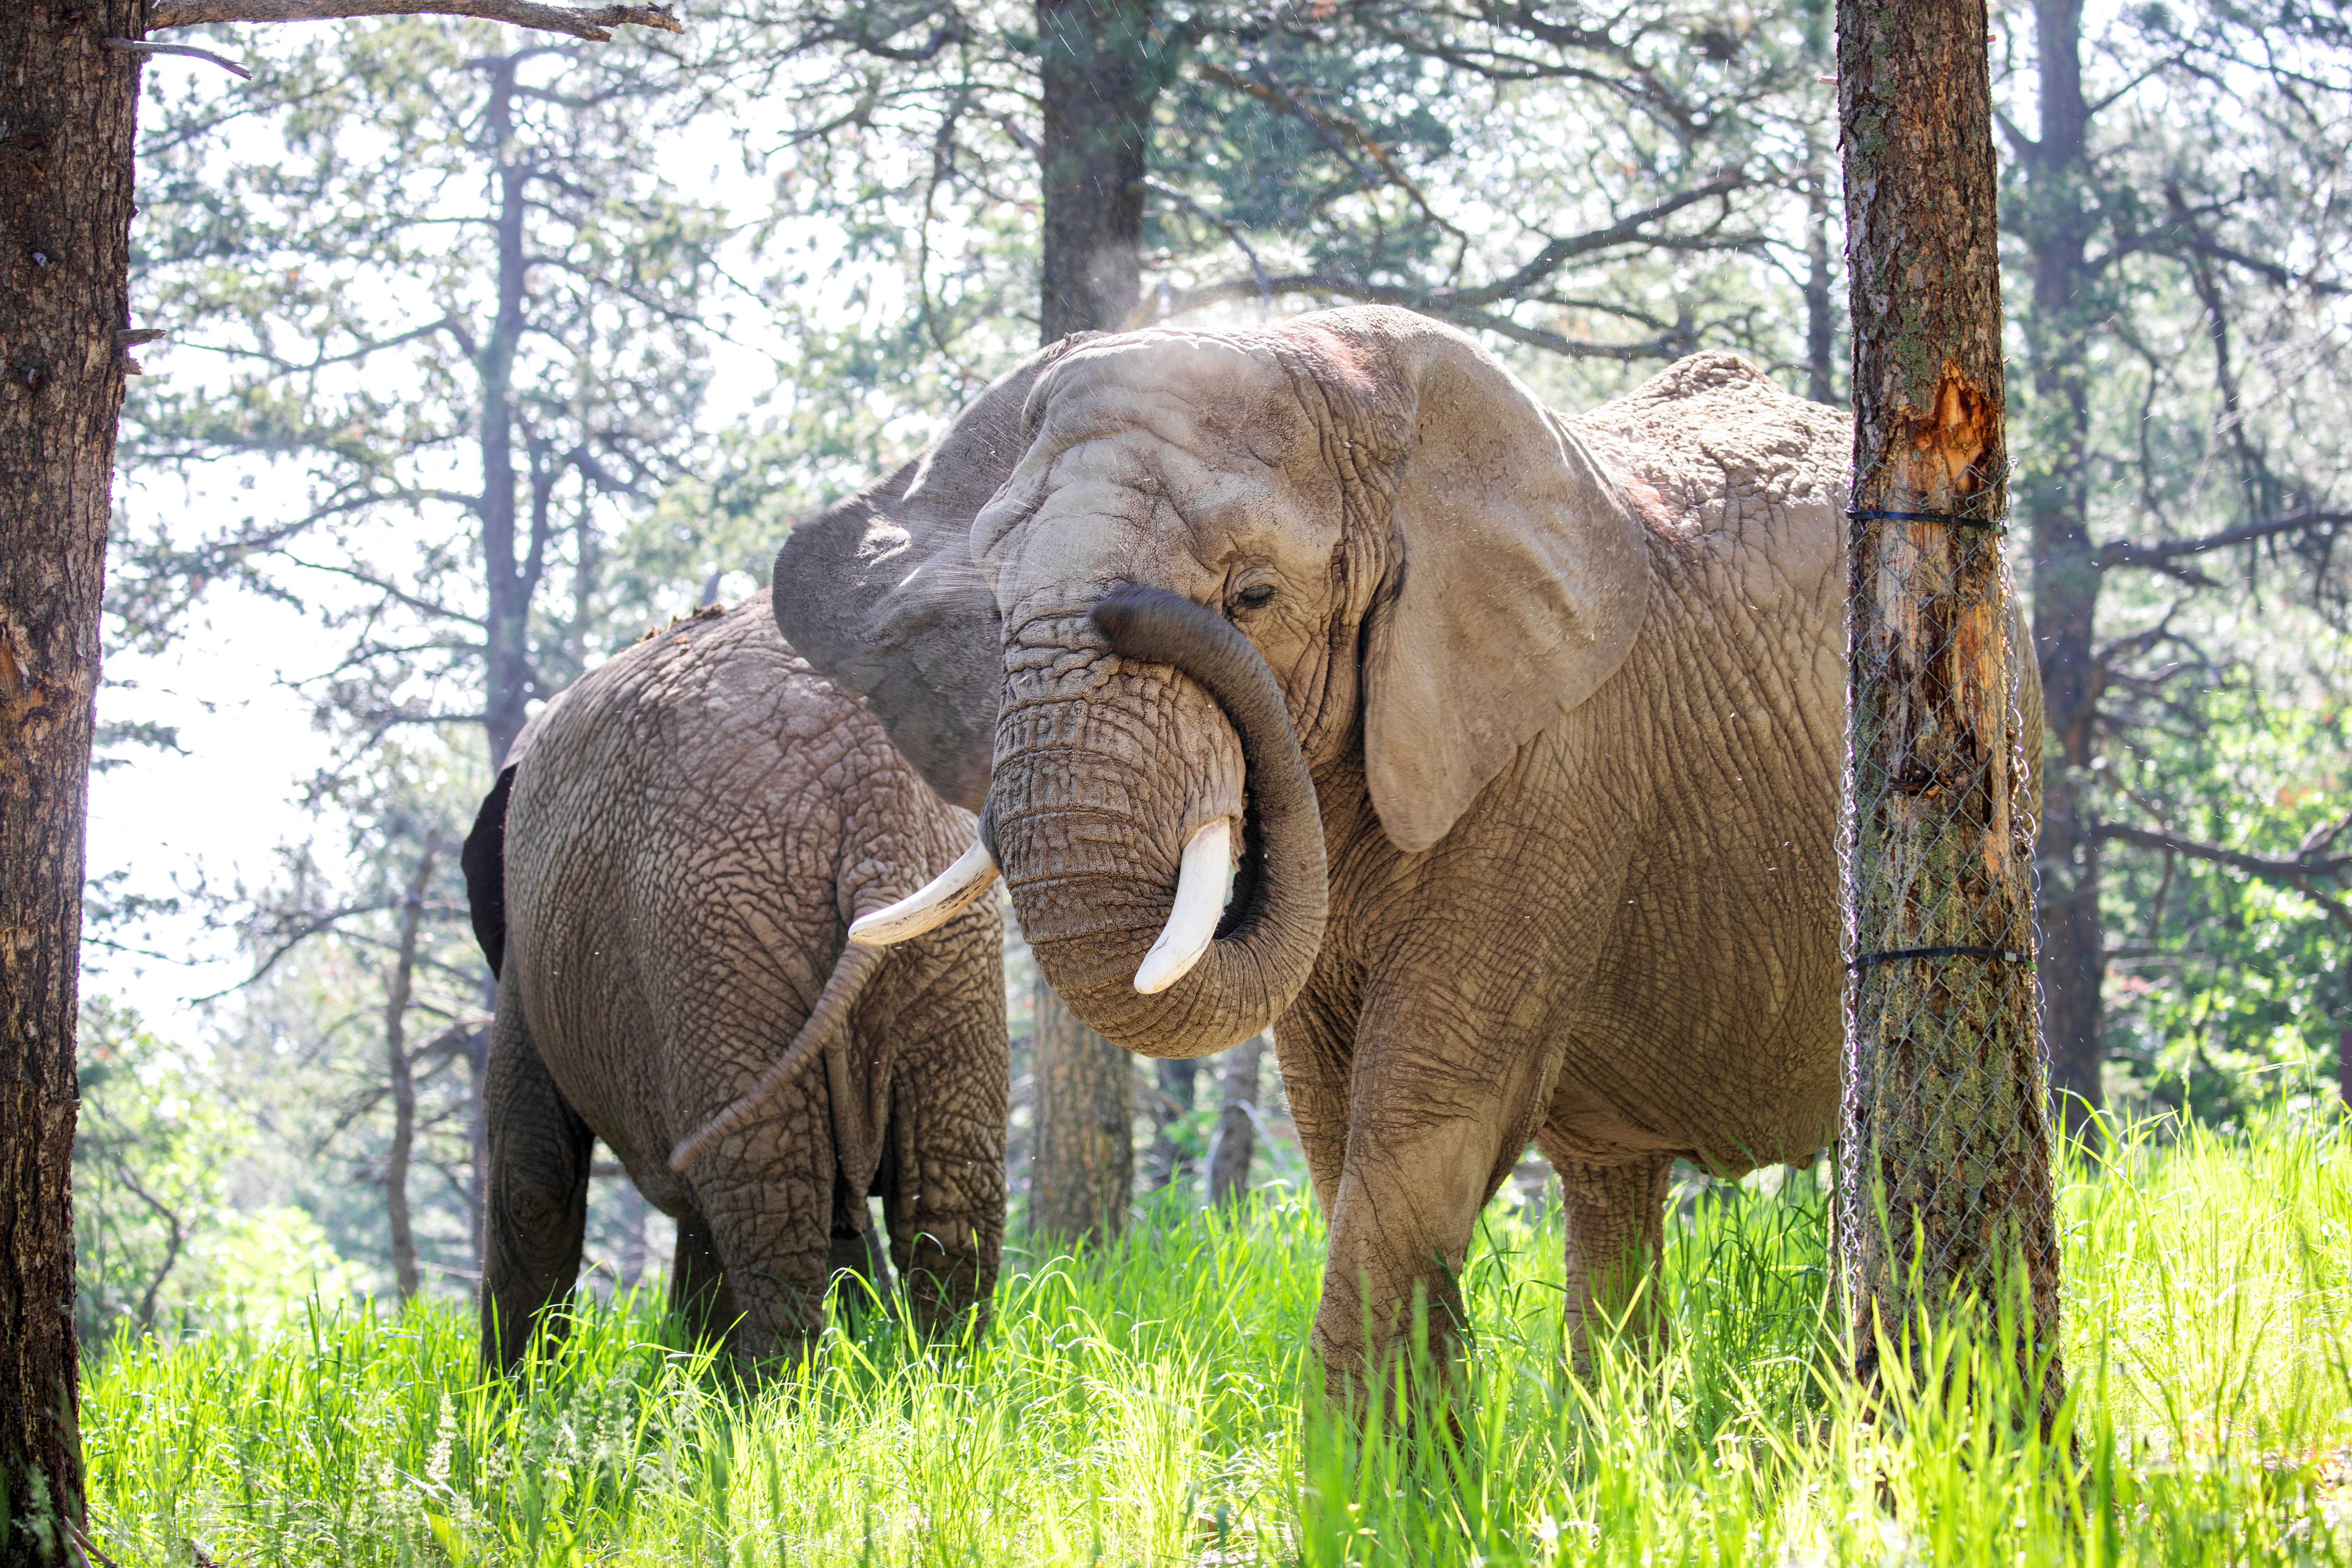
[773,337,1096,811]
[1361,320,1651,853]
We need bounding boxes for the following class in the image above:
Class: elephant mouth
[1216,793,1267,943]
[851,584,1326,1057]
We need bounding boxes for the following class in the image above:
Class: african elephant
[461,593,1008,1373]
[774,307,2040,1392]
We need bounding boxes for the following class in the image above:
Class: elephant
[460,593,1009,1373]
[771,307,2042,1393]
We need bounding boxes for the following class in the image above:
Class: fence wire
[1838,508,2064,1407]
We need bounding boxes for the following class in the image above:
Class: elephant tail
[462,764,519,981]
[667,940,886,1173]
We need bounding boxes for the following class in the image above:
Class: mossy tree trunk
[1837,0,2065,1414]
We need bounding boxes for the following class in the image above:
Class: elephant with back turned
[463,594,1008,1374]
[783,307,2042,1392]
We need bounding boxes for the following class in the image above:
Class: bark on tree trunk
[466,1022,489,1276]
[1027,975,1132,1246]
[1,5,142,1556]
[478,55,538,771]
[384,827,442,1302]
[1204,1034,1264,1209]
[2015,0,2105,1115]
[1800,0,1836,405]
[1838,0,2065,1415]
[1036,0,1157,342]
[613,1177,649,1287]
[1143,1057,1197,1190]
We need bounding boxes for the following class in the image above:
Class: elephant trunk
[986,586,1328,1058]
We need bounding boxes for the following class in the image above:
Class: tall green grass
[81,1113,2352,1565]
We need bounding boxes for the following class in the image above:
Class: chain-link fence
[1839,505,2065,1410]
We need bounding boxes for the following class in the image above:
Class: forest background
[70,0,2352,1338]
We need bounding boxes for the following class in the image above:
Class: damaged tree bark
[1837,0,2065,1414]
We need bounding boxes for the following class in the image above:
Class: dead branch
[147,0,682,43]
[101,38,251,76]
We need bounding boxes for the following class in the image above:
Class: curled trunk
[988,587,1327,1058]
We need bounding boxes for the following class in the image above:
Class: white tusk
[848,841,1000,947]
[1134,818,1233,995]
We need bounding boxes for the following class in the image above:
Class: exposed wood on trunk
[0,4,144,1553]
[384,827,443,1302]
[1838,0,2065,1414]
[1027,976,1132,1246]
[1205,1034,1264,1209]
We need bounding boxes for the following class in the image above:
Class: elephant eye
[1233,583,1276,612]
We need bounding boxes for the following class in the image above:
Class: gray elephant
[774,308,2040,1392]
[461,594,1008,1372]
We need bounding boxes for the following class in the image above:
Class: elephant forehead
[977,423,1344,620]
[1031,335,1324,461]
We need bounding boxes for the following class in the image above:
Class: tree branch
[147,0,682,42]
[2099,507,2352,570]
[2095,821,2352,929]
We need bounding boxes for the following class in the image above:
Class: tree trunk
[1036,0,1158,342]
[466,1022,489,1275]
[1800,0,1836,405]
[2015,0,2105,1115]
[1204,1034,1264,1209]
[477,55,538,771]
[1143,1057,1197,1189]
[384,827,442,1302]
[1,5,142,1556]
[613,1177,650,1288]
[1838,0,2065,1415]
[1027,975,1132,1246]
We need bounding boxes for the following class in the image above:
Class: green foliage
[75,999,364,1344]
[79,1113,2352,1564]
[2098,640,2352,1120]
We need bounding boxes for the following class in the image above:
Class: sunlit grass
[80,1112,2352,1565]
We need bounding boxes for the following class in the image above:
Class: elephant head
[775,307,1650,1059]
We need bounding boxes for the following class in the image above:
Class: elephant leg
[1310,1009,1560,1408]
[684,1077,838,1373]
[877,996,1008,1341]
[669,1208,741,1348]
[1271,954,1361,1222]
[480,995,595,1374]
[1548,1150,1673,1368]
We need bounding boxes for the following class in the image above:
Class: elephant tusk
[847,840,1000,946]
[1134,818,1233,995]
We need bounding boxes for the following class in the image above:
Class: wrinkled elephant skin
[467,594,1008,1373]
[772,308,2043,1393]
